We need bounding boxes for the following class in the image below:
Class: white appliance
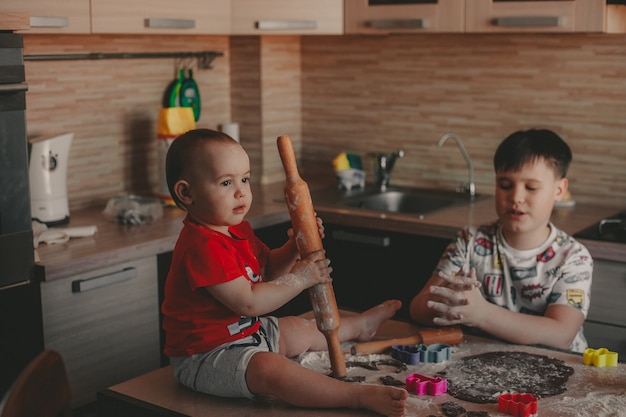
[28,132,73,226]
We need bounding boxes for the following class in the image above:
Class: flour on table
[437,351,574,403]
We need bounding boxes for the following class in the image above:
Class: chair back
[0,350,72,417]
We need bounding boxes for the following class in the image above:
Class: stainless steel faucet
[437,132,476,199]
[369,149,404,191]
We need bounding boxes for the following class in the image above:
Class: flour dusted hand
[428,268,485,326]
[289,249,332,290]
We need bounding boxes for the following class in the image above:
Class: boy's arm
[207,249,331,317]
[462,302,584,350]
[409,273,447,325]
[424,272,585,350]
[410,269,481,326]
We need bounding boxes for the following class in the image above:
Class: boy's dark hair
[493,129,572,179]
[165,128,236,208]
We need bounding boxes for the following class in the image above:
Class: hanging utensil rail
[24,51,223,69]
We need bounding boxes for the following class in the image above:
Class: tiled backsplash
[299,34,626,207]
[24,35,231,211]
[24,32,626,212]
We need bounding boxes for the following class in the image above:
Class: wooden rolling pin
[277,135,346,378]
[351,326,464,355]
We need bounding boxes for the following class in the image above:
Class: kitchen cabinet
[254,221,312,317]
[584,258,626,356]
[0,281,44,398]
[0,0,91,34]
[344,0,465,34]
[466,0,605,33]
[322,223,450,320]
[40,255,161,407]
[91,0,230,34]
[231,0,343,35]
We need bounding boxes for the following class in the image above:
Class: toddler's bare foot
[355,299,402,342]
[358,385,407,417]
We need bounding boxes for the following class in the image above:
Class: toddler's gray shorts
[169,316,279,399]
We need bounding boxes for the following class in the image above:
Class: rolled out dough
[437,351,574,404]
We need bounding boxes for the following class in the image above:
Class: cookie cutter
[419,343,451,363]
[497,393,538,417]
[405,373,447,396]
[583,347,618,367]
[391,343,451,365]
[391,344,421,365]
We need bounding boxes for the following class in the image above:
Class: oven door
[0,32,33,288]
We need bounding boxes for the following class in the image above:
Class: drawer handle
[255,20,317,30]
[30,16,69,28]
[366,19,428,29]
[144,18,196,29]
[72,267,137,293]
[0,83,28,94]
[493,16,562,28]
[332,230,391,247]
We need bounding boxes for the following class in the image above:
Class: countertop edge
[34,183,626,281]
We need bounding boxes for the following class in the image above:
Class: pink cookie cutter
[405,373,447,396]
[497,393,538,417]
[583,347,618,367]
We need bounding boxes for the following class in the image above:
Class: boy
[162,129,408,416]
[410,129,593,353]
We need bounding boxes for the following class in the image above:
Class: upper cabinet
[231,0,343,35]
[1,0,91,34]
[344,0,465,34]
[466,0,605,33]
[90,0,230,34]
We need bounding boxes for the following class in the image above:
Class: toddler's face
[494,158,567,248]
[185,141,252,233]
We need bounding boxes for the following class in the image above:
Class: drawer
[41,256,160,407]
[587,259,626,327]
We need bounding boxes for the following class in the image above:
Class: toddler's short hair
[165,128,237,208]
[494,129,572,179]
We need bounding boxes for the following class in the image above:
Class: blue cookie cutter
[391,343,451,365]
[390,344,421,365]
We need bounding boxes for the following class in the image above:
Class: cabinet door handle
[366,19,428,29]
[30,16,69,28]
[0,83,28,94]
[332,230,391,247]
[255,20,317,30]
[493,16,562,28]
[144,18,196,29]
[72,267,137,293]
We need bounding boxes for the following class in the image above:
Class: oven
[0,31,43,398]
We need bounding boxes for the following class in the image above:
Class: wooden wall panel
[23,35,230,211]
[22,32,626,212]
[300,34,626,206]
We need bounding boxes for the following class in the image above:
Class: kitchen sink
[339,187,481,215]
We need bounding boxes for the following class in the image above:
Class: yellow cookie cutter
[583,347,618,367]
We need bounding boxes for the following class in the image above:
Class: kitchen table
[98,311,626,417]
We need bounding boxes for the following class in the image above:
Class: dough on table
[436,351,574,404]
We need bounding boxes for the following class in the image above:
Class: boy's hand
[427,268,485,326]
[290,249,332,288]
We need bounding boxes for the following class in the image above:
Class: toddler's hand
[290,249,332,288]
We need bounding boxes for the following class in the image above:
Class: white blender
[28,132,73,226]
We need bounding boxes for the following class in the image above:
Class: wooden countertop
[34,181,626,282]
[0,12,30,31]
[101,313,626,417]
